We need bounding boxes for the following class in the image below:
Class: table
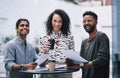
[19,67,79,78]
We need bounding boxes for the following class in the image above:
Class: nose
[55,22,59,26]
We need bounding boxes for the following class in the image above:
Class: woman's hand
[43,41,50,54]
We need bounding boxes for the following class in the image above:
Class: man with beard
[66,11,110,78]
[3,18,38,78]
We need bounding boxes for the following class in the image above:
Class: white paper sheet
[61,50,88,64]
[46,64,67,69]
[35,54,50,65]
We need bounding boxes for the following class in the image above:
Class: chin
[86,30,92,34]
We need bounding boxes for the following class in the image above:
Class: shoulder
[41,35,50,38]
[82,38,88,43]
[95,32,110,44]
[40,35,50,41]
[66,33,74,39]
[97,32,109,40]
[3,38,17,51]
[5,38,16,47]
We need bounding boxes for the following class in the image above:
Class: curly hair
[46,9,71,36]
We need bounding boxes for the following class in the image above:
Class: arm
[69,35,75,50]
[4,42,38,71]
[4,43,16,71]
[39,36,50,54]
[82,33,110,68]
[92,33,110,67]
[80,40,93,68]
[12,62,37,71]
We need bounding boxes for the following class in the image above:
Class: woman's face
[52,14,62,33]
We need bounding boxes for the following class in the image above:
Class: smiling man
[66,11,110,78]
[3,18,38,78]
[80,11,110,78]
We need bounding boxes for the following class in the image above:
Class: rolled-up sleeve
[4,43,16,71]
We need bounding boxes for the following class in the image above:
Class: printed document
[35,54,50,65]
[61,50,88,64]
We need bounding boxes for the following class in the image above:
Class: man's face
[83,15,97,33]
[16,21,29,37]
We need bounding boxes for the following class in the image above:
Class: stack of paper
[35,54,50,65]
[61,50,88,64]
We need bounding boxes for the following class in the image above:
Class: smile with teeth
[22,30,28,34]
[85,26,91,30]
[54,26,60,29]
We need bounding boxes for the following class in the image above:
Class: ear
[95,21,98,25]
[16,27,19,33]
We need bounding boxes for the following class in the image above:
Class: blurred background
[0,0,112,78]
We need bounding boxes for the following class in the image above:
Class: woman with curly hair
[39,9,75,78]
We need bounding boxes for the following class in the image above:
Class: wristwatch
[20,64,24,70]
[79,63,84,66]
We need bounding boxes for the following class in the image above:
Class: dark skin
[65,15,98,70]
[12,21,38,71]
[65,58,80,70]
[39,60,47,67]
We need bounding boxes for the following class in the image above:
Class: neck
[53,31,61,38]
[18,35,26,41]
[89,29,98,39]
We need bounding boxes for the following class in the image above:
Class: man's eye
[26,25,29,27]
[20,24,24,27]
[83,20,92,23]
[20,24,29,27]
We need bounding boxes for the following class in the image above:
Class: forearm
[12,64,21,71]
[12,63,34,71]
[12,63,36,71]
[92,52,109,67]
[82,61,93,68]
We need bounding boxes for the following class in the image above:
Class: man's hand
[24,62,38,70]
[39,60,47,67]
[65,58,80,70]
[67,64,80,70]
[65,58,74,66]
